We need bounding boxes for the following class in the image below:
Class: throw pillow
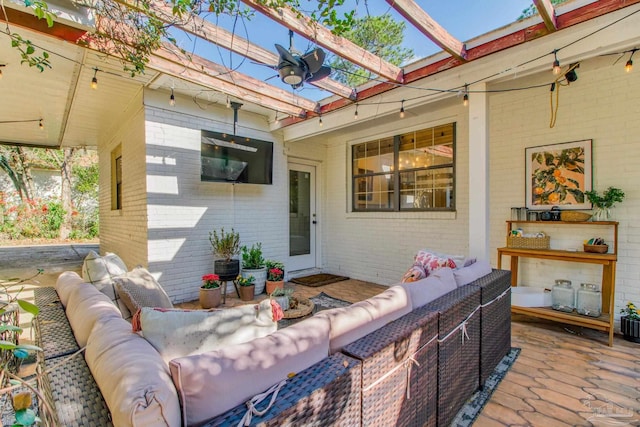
[401,263,426,283]
[414,250,457,276]
[453,259,493,287]
[112,267,173,320]
[133,299,279,363]
[81,250,128,314]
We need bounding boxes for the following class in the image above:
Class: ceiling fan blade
[306,66,332,82]
[301,48,325,74]
[275,44,299,66]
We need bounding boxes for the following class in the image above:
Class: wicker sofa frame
[33,269,511,427]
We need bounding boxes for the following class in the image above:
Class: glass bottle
[576,283,601,317]
[551,279,575,312]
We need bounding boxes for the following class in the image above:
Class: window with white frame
[352,123,455,212]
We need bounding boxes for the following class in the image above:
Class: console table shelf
[498,220,618,346]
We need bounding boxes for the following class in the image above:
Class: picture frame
[525,140,592,210]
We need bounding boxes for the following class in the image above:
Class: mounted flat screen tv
[201,130,273,185]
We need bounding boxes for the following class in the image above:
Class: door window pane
[289,170,311,256]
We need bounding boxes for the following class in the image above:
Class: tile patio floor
[5,266,639,426]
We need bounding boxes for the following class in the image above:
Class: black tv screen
[201,130,273,184]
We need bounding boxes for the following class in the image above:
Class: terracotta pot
[238,285,255,302]
[621,316,640,343]
[199,287,222,309]
[265,280,285,295]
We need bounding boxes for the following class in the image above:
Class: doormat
[278,292,351,328]
[451,347,521,427]
[289,273,350,287]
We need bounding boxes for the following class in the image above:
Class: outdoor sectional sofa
[33,262,511,427]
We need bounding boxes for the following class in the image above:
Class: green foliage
[270,287,293,297]
[329,14,414,87]
[236,275,255,286]
[0,199,65,239]
[72,164,99,197]
[209,228,240,261]
[241,243,265,269]
[585,187,625,209]
[519,0,568,20]
[9,34,51,72]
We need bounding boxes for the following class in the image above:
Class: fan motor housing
[279,65,305,85]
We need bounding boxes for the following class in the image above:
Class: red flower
[41,205,48,213]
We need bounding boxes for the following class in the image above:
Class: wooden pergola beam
[113,0,355,99]
[386,0,467,61]
[533,0,558,32]
[241,0,404,83]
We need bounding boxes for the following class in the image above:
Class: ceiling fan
[269,30,332,89]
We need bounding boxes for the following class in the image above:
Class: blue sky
[176,1,536,101]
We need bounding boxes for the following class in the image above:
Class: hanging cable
[549,62,579,128]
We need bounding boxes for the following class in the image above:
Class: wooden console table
[498,220,618,346]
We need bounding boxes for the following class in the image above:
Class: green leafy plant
[209,228,240,261]
[265,260,284,281]
[0,270,47,426]
[241,243,265,269]
[585,187,625,209]
[270,287,293,298]
[201,274,221,289]
[621,301,640,321]
[236,275,255,287]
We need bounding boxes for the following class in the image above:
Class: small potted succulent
[265,260,285,294]
[199,274,222,309]
[620,301,640,343]
[241,243,267,295]
[209,228,241,279]
[236,274,255,301]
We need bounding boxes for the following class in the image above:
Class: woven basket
[584,244,608,253]
[560,211,592,222]
[506,235,550,249]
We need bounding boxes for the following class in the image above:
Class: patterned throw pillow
[113,267,173,320]
[401,264,427,283]
[414,250,457,276]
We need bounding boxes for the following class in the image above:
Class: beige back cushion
[138,300,277,363]
[316,286,412,354]
[55,271,86,308]
[169,315,330,426]
[64,282,123,347]
[399,267,457,308]
[85,316,181,427]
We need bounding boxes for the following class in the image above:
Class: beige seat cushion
[64,282,123,347]
[56,271,86,308]
[113,267,173,320]
[399,267,457,308]
[316,286,411,354]
[85,316,181,427]
[136,299,278,363]
[169,315,330,426]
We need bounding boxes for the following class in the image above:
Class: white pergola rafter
[240,0,404,83]
[112,0,355,99]
[533,0,558,32]
[385,0,467,61]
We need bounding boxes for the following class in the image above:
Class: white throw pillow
[136,299,278,363]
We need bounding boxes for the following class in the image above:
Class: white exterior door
[288,163,317,271]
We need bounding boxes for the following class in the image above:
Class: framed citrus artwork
[525,140,592,210]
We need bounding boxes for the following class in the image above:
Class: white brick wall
[489,56,640,321]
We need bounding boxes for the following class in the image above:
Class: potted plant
[236,275,255,301]
[209,228,241,279]
[241,243,267,295]
[620,301,640,343]
[585,187,625,221]
[265,260,285,294]
[270,287,293,311]
[199,274,222,309]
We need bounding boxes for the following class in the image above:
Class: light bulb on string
[90,68,98,89]
[39,119,44,130]
[354,104,359,120]
[625,49,636,73]
[169,88,176,106]
[0,64,4,79]
[274,112,279,124]
[552,50,561,75]
[399,100,405,118]
[463,84,469,107]
[318,115,323,127]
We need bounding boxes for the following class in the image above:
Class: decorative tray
[282,297,314,319]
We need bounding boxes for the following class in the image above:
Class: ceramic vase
[242,267,267,295]
[266,280,285,295]
[238,285,255,302]
[199,287,222,309]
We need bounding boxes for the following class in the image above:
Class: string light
[399,100,405,118]
[552,50,561,75]
[226,97,231,108]
[463,84,469,107]
[39,119,44,129]
[274,112,279,124]
[625,49,636,73]
[90,68,98,89]
[169,88,176,106]
[0,64,4,79]
[354,104,359,120]
[318,114,323,127]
